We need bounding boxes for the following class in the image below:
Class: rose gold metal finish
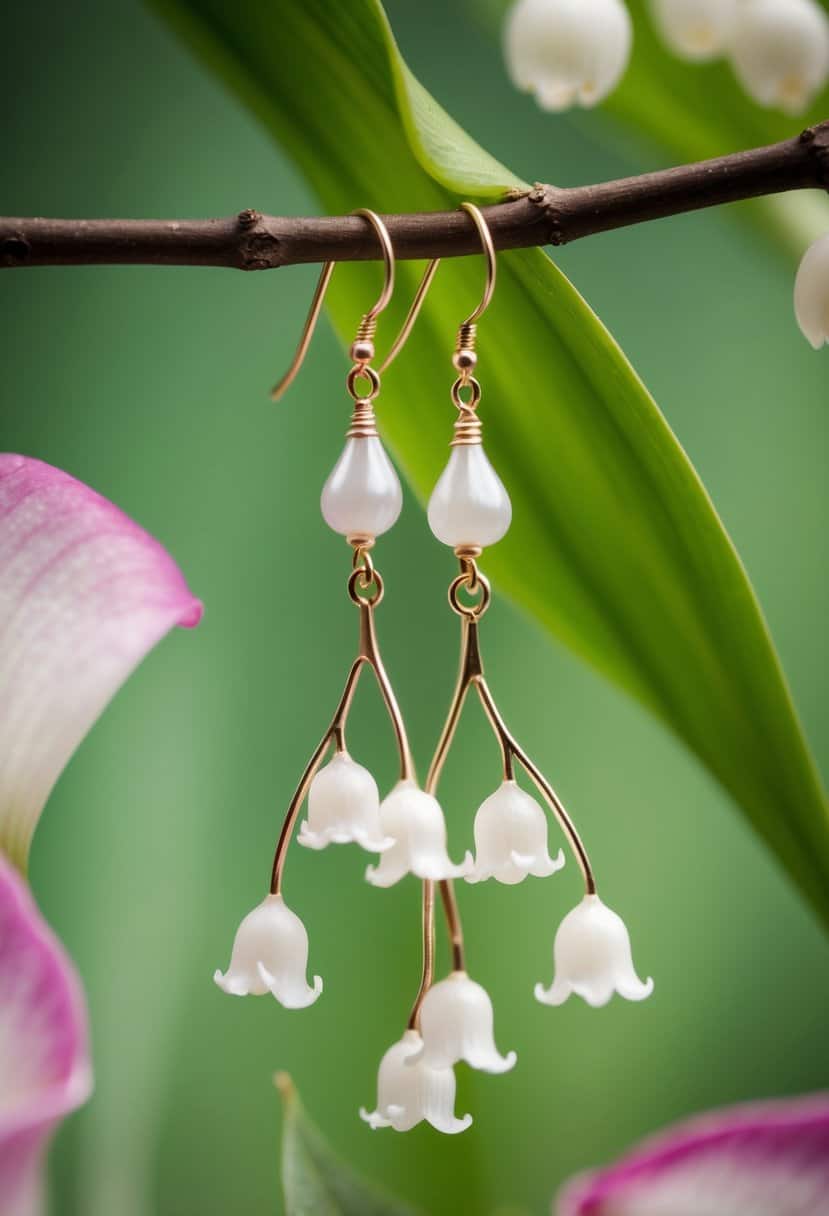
[269,552,414,896]
[378,256,441,373]
[270,209,394,401]
[407,879,436,1030]
[427,561,598,902]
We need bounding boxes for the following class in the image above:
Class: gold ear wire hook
[270,208,395,401]
[377,201,497,374]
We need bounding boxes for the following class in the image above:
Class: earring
[214,212,468,1033]
[407,204,653,1071]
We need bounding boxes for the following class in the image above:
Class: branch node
[528,182,567,246]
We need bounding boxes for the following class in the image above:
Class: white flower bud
[535,894,653,1008]
[360,1030,472,1135]
[407,972,517,1074]
[794,232,829,350]
[298,753,394,853]
[466,780,565,886]
[649,0,738,61]
[729,0,829,115]
[365,781,473,888]
[504,0,633,112]
[214,894,322,1008]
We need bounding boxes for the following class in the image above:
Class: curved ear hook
[270,208,395,401]
[378,201,497,374]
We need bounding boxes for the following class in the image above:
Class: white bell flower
[649,0,738,61]
[359,1030,473,1135]
[466,780,565,886]
[365,780,473,888]
[214,894,323,1008]
[297,752,393,853]
[794,232,829,350]
[729,0,829,115]
[535,894,653,1008]
[504,0,633,112]
[407,972,517,1074]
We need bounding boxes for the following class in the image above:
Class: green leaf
[475,0,829,256]
[149,0,829,924]
[276,1074,424,1216]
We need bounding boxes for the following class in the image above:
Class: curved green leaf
[477,0,829,255]
[149,0,829,923]
[277,1075,423,1216]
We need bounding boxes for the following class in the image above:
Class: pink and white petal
[0,455,202,869]
[558,1094,829,1216]
[0,852,92,1215]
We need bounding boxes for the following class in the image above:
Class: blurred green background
[1,1,828,1214]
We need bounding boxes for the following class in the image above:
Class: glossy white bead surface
[729,0,829,115]
[407,972,517,1074]
[213,894,322,1008]
[534,893,654,1008]
[427,444,512,549]
[650,0,737,60]
[320,436,402,539]
[504,0,633,111]
[360,1030,472,1135]
[467,780,565,886]
[298,753,393,853]
[365,780,473,888]
[794,232,829,350]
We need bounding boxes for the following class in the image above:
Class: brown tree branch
[1,124,827,271]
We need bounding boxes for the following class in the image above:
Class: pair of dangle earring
[215,205,653,1135]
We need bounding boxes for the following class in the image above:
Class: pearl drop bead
[427,444,512,549]
[321,436,403,538]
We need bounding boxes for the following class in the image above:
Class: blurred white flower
[365,781,472,888]
[298,753,393,853]
[794,232,829,350]
[466,780,564,886]
[407,973,517,1074]
[504,0,633,112]
[214,894,322,1008]
[730,0,829,115]
[650,0,738,61]
[359,1030,472,1135]
[535,894,653,1008]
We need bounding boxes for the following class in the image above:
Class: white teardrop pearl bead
[321,436,403,538]
[427,444,512,548]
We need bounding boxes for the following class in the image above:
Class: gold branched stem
[472,669,597,895]
[407,879,435,1030]
[269,582,413,896]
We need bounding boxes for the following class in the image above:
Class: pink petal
[0,852,91,1215]
[558,1095,829,1216]
[0,454,202,869]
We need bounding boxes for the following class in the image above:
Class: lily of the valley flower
[359,1030,472,1135]
[467,780,564,886]
[795,232,829,350]
[558,1094,829,1215]
[650,0,737,61]
[365,781,472,888]
[214,894,322,1008]
[0,853,92,1216]
[535,894,653,1008]
[730,0,829,115]
[504,0,633,112]
[0,453,202,869]
[407,972,517,1074]
[297,753,393,853]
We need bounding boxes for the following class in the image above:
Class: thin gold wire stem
[377,257,440,373]
[472,670,597,894]
[407,879,435,1030]
[269,594,414,896]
